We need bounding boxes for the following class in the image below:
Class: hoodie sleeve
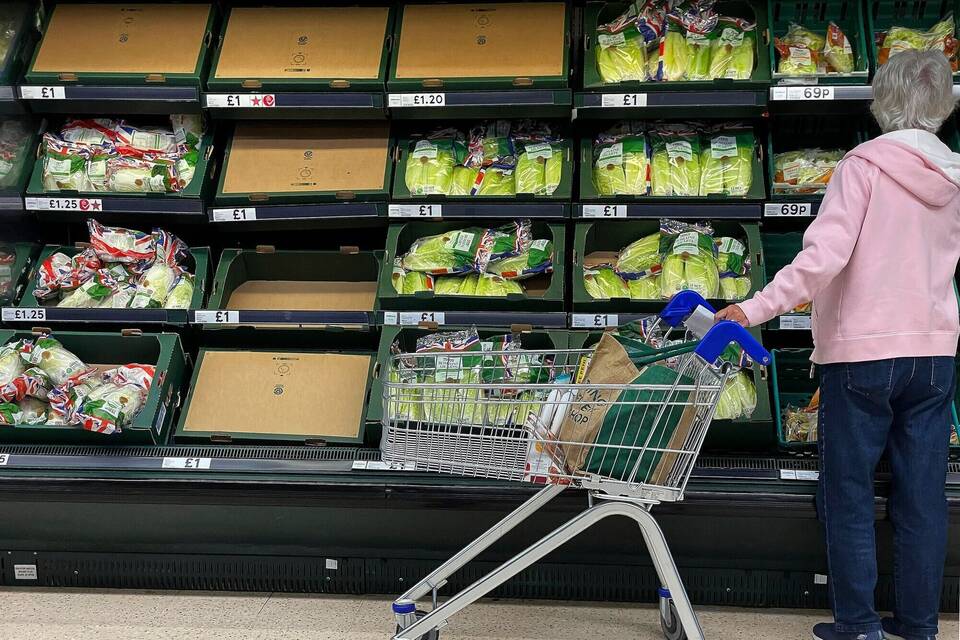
[739,157,874,327]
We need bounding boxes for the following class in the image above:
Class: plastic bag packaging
[475,273,524,297]
[17,397,48,425]
[719,275,752,300]
[107,155,178,193]
[42,134,91,191]
[488,220,533,262]
[433,277,464,295]
[0,342,25,390]
[658,221,720,299]
[487,239,553,279]
[58,272,116,308]
[33,252,73,300]
[475,169,516,196]
[449,166,480,196]
[99,281,137,308]
[774,23,824,75]
[61,119,119,147]
[773,148,843,194]
[400,227,491,275]
[115,124,177,154]
[650,126,702,196]
[515,141,561,195]
[715,237,747,276]
[661,24,691,80]
[129,230,187,309]
[784,390,819,442]
[597,28,649,83]
[164,273,194,309]
[824,22,855,73]
[714,370,756,420]
[594,136,649,196]
[391,259,435,294]
[700,128,754,196]
[584,267,630,299]
[878,16,958,68]
[708,19,756,79]
[88,220,156,266]
[458,274,479,295]
[0,364,51,404]
[616,232,662,277]
[405,136,457,196]
[627,274,661,299]
[76,364,155,434]
[22,336,95,387]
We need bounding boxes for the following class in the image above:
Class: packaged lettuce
[475,273,524,297]
[706,18,756,79]
[42,134,90,191]
[720,276,752,300]
[401,227,491,275]
[24,336,94,387]
[659,221,720,299]
[661,27,691,81]
[594,136,649,196]
[433,277,464,295]
[0,401,18,425]
[99,281,137,308]
[616,232,662,277]
[416,328,482,378]
[650,125,701,196]
[405,135,458,196]
[714,370,757,420]
[76,364,154,434]
[17,397,48,425]
[391,259,435,294]
[488,220,533,261]
[584,267,630,299]
[487,239,553,280]
[822,22,855,73]
[0,343,24,390]
[165,273,194,309]
[88,219,156,266]
[58,273,116,308]
[476,169,516,196]
[450,166,480,196]
[700,128,754,196]
[773,148,843,194]
[775,23,825,75]
[130,229,186,309]
[516,141,559,195]
[628,274,661,299]
[597,25,650,83]
[387,358,422,421]
[879,16,958,69]
[458,274,480,296]
[715,237,747,276]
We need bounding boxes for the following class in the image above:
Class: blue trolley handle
[659,291,772,367]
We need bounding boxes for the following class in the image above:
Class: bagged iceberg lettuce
[628,274,661,299]
[130,229,187,309]
[475,273,524,297]
[715,237,747,276]
[391,259,435,294]
[594,135,649,196]
[58,271,117,308]
[824,22,855,73]
[405,134,459,196]
[487,239,553,279]
[401,227,491,275]
[708,18,756,80]
[76,364,155,434]
[700,127,754,196]
[164,273,194,309]
[714,370,756,420]
[650,125,702,197]
[515,141,562,196]
[23,335,95,387]
[719,275,751,301]
[659,221,720,299]
[616,232,662,278]
[584,266,630,299]
[433,277,464,296]
[88,219,155,266]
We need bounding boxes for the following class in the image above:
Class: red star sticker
[92,201,102,211]
[252,96,261,106]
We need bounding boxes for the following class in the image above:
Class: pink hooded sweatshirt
[740,129,960,364]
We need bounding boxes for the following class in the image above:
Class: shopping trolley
[382,291,771,640]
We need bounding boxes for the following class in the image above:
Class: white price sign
[601,93,647,108]
[0,453,8,466]
[779,315,812,330]
[765,203,812,217]
[780,469,820,481]
[389,93,446,107]
[13,565,37,580]
[25,197,103,212]
[772,86,834,101]
[205,94,276,108]
[388,204,442,218]
[20,86,65,100]
[2,308,46,322]
[162,457,212,470]
[211,207,257,222]
[194,310,240,324]
[582,204,626,218]
[572,313,619,328]
[383,311,446,326]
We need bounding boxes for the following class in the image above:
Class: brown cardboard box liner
[225,281,377,311]
[183,351,370,438]
[395,3,565,79]
[32,4,211,74]
[583,251,620,269]
[222,122,391,194]
[215,7,389,79]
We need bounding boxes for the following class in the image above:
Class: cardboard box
[390,2,568,89]
[28,3,214,84]
[176,348,374,444]
[210,6,391,89]
[216,122,392,204]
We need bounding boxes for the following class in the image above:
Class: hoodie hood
[848,130,960,207]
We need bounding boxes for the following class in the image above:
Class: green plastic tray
[378,220,566,312]
[866,0,958,79]
[0,330,186,445]
[572,220,765,313]
[0,242,39,307]
[0,3,37,88]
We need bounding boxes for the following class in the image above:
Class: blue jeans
[818,357,954,636]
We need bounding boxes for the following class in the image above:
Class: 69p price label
[765,203,812,217]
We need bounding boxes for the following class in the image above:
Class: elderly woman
[718,50,960,640]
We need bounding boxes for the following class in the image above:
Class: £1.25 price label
[211,207,257,222]
[25,197,103,212]
[388,93,446,108]
[2,308,46,322]
[193,310,240,324]
[765,203,812,217]
[388,204,442,218]
[572,313,619,328]
[581,204,626,218]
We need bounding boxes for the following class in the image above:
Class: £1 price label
[211,207,257,222]
[399,311,445,326]
[601,93,647,108]
[20,86,65,100]
[162,457,212,470]
[572,313,619,328]
[388,204,442,218]
[582,204,626,218]
[2,308,46,322]
[389,93,446,108]
[765,203,812,217]
[194,310,239,324]
[206,94,276,108]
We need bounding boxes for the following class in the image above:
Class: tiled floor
[0,588,957,639]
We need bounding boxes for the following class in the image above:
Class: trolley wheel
[659,599,687,640]
[395,610,440,640]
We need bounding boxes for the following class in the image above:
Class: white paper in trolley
[685,305,717,339]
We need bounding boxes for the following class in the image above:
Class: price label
[0,453,8,466]
[2,308,46,322]
[572,313,619,328]
[162,457,212,470]
[20,86,65,100]
[780,469,820,481]
[194,310,240,324]
[582,204,626,218]
[383,311,446,326]
[211,207,257,222]
[765,203,812,217]
[779,315,812,330]
[205,94,276,108]
[13,565,37,580]
[352,460,416,471]
[786,86,834,101]
[601,93,647,108]
[25,197,103,212]
[388,204,442,218]
[389,93,446,108]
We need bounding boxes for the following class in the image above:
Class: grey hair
[871,50,958,133]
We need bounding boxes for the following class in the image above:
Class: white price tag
[194,310,240,324]
[21,86,65,100]
[13,565,37,580]
[25,197,103,212]
[786,86,834,101]
[814,574,828,585]
[582,204,626,218]
[162,457,212,470]
[601,93,647,108]
[0,453,8,466]
[400,311,445,326]
[388,204,442,218]
[325,559,339,570]
[389,93,446,108]
[351,460,416,471]
[211,207,257,222]
[572,313,619,328]
[779,315,812,330]
[780,469,820,480]
[765,203,812,217]
[2,308,46,322]
[205,94,276,108]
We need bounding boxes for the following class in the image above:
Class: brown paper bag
[558,333,640,471]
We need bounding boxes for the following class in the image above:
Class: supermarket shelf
[575,202,762,220]
[209,202,384,223]
[18,85,202,114]
[763,201,821,218]
[381,310,568,329]
[575,90,766,119]
[387,90,573,119]
[2,307,187,325]
[25,196,206,219]
[203,92,386,119]
[191,310,376,328]
[388,202,568,220]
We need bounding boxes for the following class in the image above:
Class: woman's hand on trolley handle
[714,304,748,327]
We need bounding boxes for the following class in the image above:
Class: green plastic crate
[392,135,574,202]
[0,329,187,445]
[771,348,819,453]
[0,242,39,307]
[572,220,765,314]
[866,0,958,79]
[379,221,565,312]
[0,3,37,91]
[582,0,772,91]
[768,0,870,84]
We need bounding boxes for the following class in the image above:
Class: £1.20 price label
[389,93,446,108]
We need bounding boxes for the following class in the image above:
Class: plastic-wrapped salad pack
[596,0,757,84]
[877,15,959,70]
[405,121,563,197]
[774,149,845,194]
[783,389,820,443]
[0,335,154,434]
[393,220,553,298]
[595,122,755,198]
[33,219,196,310]
[41,116,203,194]
[775,22,855,76]
[585,219,752,302]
